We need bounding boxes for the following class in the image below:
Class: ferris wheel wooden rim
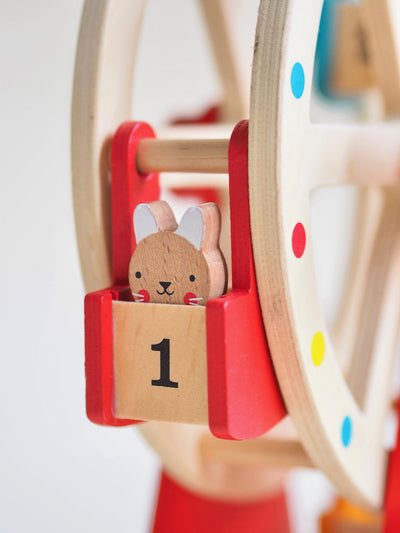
[249,0,400,509]
[71,0,148,292]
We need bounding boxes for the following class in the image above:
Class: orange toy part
[321,498,382,533]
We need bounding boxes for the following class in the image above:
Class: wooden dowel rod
[136,138,230,174]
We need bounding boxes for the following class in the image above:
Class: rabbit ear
[134,203,159,243]
[175,206,204,250]
[134,201,178,243]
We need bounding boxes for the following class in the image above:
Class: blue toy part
[315,0,361,108]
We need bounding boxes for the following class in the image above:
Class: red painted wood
[171,187,221,205]
[85,286,135,426]
[85,122,160,426]
[171,104,221,125]
[383,400,400,532]
[151,471,291,533]
[111,121,160,286]
[206,120,286,440]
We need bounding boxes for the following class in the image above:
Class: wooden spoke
[308,123,400,190]
[199,0,248,121]
[346,189,400,418]
[330,188,384,375]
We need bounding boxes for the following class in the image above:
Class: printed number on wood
[113,201,227,425]
[151,338,178,389]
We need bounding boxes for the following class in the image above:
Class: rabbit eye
[135,271,142,279]
[189,275,195,282]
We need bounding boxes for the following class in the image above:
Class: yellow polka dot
[312,332,325,366]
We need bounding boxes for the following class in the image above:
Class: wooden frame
[249,0,400,509]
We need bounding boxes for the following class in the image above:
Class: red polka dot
[292,223,306,258]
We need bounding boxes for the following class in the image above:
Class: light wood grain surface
[114,302,208,424]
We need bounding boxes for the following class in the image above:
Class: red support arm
[206,120,286,439]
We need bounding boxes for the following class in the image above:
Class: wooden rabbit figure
[129,201,227,305]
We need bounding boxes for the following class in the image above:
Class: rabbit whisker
[131,292,145,302]
[189,297,203,301]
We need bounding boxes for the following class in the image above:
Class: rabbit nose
[159,281,171,290]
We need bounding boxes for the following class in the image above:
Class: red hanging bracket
[84,120,285,437]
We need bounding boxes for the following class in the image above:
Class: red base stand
[151,472,291,533]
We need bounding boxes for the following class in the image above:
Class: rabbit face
[128,201,226,306]
[129,231,210,305]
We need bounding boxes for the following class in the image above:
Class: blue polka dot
[341,416,352,447]
[291,62,305,99]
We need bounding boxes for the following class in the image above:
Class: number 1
[151,338,178,388]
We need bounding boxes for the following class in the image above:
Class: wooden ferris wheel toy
[71,0,400,531]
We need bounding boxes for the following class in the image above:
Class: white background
[0,0,364,531]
